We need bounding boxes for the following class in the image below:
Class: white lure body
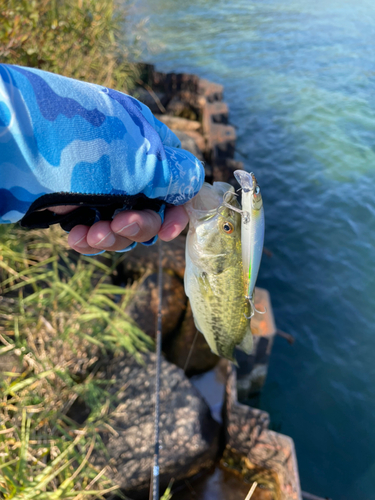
[234,170,265,315]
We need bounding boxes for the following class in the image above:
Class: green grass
[160,481,174,500]
[0,0,168,494]
[0,224,153,499]
[0,0,140,91]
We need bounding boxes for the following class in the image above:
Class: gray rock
[165,301,219,376]
[92,352,219,499]
[198,79,224,103]
[154,114,201,133]
[118,234,187,281]
[224,366,302,500]
[125,271,186,341]
[165,95,198,120]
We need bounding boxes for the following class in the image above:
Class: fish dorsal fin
[237,328,253,355]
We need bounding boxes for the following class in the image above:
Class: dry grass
[0,0,140,91]
[0,224,152,499]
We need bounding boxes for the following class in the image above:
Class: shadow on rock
[91,352,220,499]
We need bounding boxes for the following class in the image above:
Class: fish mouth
[186,182,235,221]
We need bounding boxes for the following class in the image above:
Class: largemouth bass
[184,181,253,362]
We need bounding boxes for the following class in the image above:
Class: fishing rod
[151,239,163,500]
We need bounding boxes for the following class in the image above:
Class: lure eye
[222,221,234,234]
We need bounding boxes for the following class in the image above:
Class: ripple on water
[138,0,375,497]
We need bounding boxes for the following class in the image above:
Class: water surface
[132,1,375,497]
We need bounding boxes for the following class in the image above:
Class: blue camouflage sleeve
[0,64,205,230]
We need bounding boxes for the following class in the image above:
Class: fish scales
[184,181,252,362]
[186,266,248,358]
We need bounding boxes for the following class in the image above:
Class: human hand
[49,205,189,254]
[1,65,204,241]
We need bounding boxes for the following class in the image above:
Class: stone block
[117,234,186,281]
[179,90,207,112]
[165,300,219,375]
[236,288,277,399]
[165,95,198,120]
[198,78,224,103]
[205,101,229,125]
[92,352,219,499]
[153,71,199,94]
[208,123,236,160]
[154,114,202,133]
[183,129,206,154]
[135,62,156,87]
[224,366,302,500]
[125,271,187,341]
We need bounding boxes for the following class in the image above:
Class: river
[131,1,375,498]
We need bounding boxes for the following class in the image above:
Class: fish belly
[185,261,248,361]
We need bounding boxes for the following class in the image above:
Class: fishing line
[151,238,163,500]
[183,328,199,373]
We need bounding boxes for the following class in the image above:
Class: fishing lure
[233,170,265,318]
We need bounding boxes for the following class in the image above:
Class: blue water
[131,1,375,498]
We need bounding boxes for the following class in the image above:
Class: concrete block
[206,101,229,124]
[202,101,229,138]
[207,123,236,160]
[198,78,224,102]
[153,71,199,93]
[154,114,202,133]
[236,288,277,399]
[224,366,302,500]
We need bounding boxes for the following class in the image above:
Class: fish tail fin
[231,357,239,368]
[225,349,239,367]
[216,348,238,366]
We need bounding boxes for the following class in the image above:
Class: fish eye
[222,221,234,234]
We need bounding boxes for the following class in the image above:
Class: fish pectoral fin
[198,272,214,296]
[237,328,253,355]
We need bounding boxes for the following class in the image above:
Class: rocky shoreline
[93,64,302,500]
[0,63,302,500]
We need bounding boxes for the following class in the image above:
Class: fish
[184,181,253,363]
[233,170,265,316]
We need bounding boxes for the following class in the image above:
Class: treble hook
[244,308,255,320]
[221,191,250,223]
[223,190,239,204]
[244,296,267,320]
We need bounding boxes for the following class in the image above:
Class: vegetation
[0,0,140,90]
[0,1,163,496]
[0,224,152,498]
